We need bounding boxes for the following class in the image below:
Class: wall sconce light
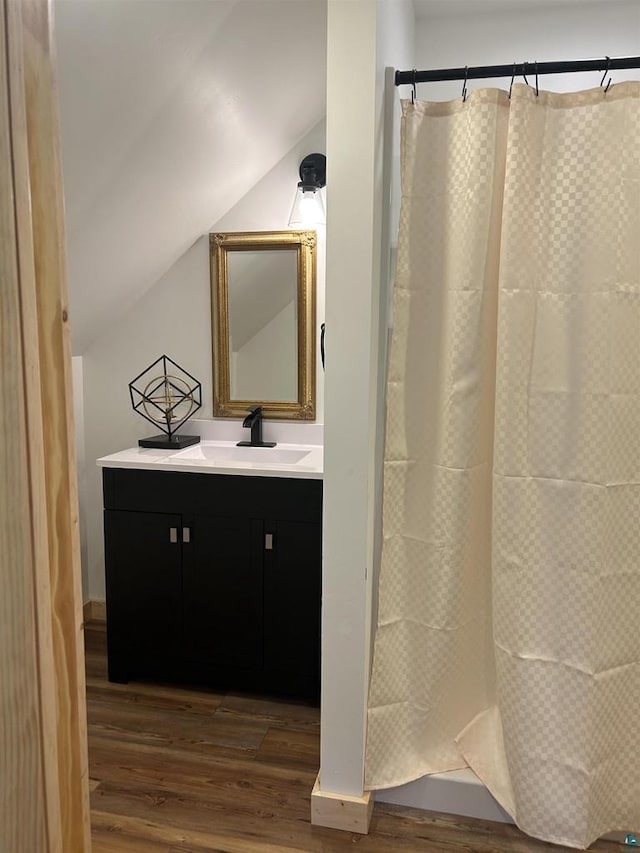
[288,152,326,227]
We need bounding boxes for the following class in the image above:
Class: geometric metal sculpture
[129,354,202,448]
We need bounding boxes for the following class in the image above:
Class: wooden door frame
[1,0,91,850]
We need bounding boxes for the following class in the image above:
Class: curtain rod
[395,56,640,87]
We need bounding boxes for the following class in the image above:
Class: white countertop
[97,440,323,480]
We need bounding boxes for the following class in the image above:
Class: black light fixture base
[139,434,200,449]
[298,152,326,191]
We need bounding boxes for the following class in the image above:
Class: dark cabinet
[182,514,263,669]
[104,509,182,681]
[103,468,322,700]
[263,520,322,678]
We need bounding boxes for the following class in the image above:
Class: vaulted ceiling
[55,0,327,354]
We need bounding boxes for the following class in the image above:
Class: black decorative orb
[129,355,202,449]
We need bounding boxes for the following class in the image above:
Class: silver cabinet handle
[265,533,273,551]
[169,527,178,544]
[183,527,191,544]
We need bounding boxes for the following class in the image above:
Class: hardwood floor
[86,623,620,852]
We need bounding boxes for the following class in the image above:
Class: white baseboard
[311,774,374,834]
[374,771,636,843]
[82,599,106,623]
[375,769,512,824]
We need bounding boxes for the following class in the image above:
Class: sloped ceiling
[55,0,327,354]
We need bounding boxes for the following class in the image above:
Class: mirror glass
[210,230,316,420]
[227,249,298,401]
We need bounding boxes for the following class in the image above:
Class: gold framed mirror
[210,230,316,420]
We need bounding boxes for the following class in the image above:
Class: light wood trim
[21,1,91,846]
[0,3,49,847]
[310,773,374,834]
[1,0,91,850]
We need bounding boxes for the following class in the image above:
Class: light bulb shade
[288,187,326,227]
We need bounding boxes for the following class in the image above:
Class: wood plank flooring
[85,623,621,852]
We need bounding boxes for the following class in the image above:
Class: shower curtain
[366,82,640,849]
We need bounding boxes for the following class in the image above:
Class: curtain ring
[522,61,529,87]
[535,61,539,96]
[509,62,516,99]
[411,68,417,104]
[462,66,468,102]
[600,56,611,89]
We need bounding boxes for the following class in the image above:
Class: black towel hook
[462,66,468,102]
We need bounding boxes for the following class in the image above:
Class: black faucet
[236,406,276,448]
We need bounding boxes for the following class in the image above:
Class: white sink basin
[97,439,322,479]
[169,443,311,465]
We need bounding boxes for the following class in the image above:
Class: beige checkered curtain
[366,82,640,850]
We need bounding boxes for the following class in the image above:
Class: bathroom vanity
[98,441,323,701]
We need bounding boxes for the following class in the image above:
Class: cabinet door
[182,515,263,669]
[263,520,321,683]
[104,510,182,679]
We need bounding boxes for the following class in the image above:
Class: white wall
[320,0,415,798]
[71,356,89,598]
[81,121,326,601]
